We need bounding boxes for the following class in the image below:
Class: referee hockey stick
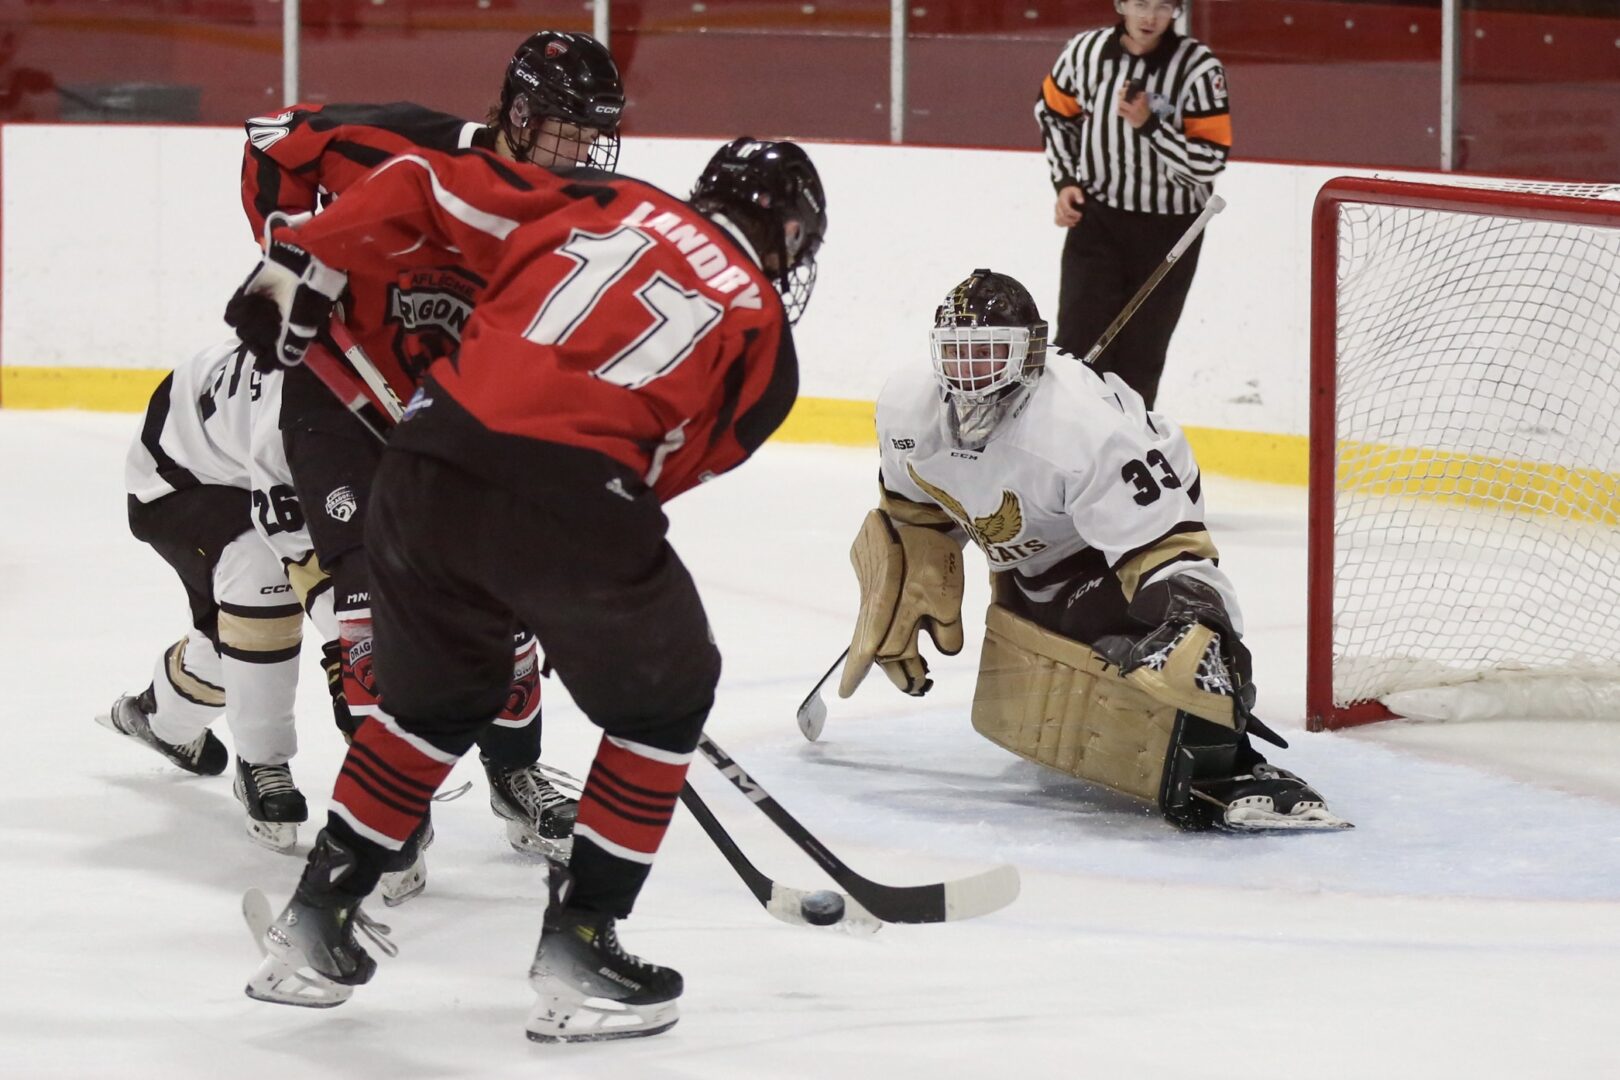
[698,734,1020,924]
[678,784,881,934]
[1078,193,1226,367]
[795,646,849,742]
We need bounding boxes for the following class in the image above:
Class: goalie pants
[279,365,539,768]
[324,444,719,917]
[1054,198,1204,410]
[126,488,300,765]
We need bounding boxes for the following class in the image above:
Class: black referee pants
[1055,198,1205,410]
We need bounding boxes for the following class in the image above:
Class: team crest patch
[325,486,358,522]
[545,40,569,58]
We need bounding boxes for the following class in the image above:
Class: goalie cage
[1307,176,1620,731]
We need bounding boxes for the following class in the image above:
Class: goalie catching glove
[225,222,347,371]
[838,509,965,698]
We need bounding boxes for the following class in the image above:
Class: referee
[1035,0,1231,409]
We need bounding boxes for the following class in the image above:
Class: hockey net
[1307,176,1620,730]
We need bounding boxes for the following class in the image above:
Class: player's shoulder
[1058,24,1113,52]
[1010,359,1149,461]
[1172,33,1224,67]
[248,101,480,154]
[876,358,940,431]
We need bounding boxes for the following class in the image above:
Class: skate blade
[241,888,353,1008]
[524,983,679,1043]
[380,859,427,907]
[504,820,572,861]
[1225,805,1354,832]
[245,819,299,853]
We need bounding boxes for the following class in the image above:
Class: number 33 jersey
[876,358,1243,628]
[278,148,799,504]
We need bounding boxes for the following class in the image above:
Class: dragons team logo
[385,268,483,381]
[545,40,569,59]
[906,462,1029,556]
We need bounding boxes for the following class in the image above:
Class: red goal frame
[1306,177,1620,732]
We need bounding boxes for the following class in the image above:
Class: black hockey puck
[799,889,846,926]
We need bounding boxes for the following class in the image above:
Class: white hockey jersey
[876,356,1243,632]
[125,338,316,571]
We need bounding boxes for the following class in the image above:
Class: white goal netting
[1328,179,1620,722]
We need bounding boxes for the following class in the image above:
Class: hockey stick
[697,734,1020,924]
[795,646,849,742]
[677,784,881,934]
[310,327,911,928]
[326,318,404,423]
[1078,193,1225,367]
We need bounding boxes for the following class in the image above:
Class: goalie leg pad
[971,605,1183,803]
[838,509,965,698]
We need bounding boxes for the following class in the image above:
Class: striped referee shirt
[1036,23,1231,215]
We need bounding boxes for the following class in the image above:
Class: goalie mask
[498,31,624,172]
[930,269,1048,450]
[691,138,827,325]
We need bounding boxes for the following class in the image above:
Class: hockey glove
[320,639,361,742]
[225,238,347,370]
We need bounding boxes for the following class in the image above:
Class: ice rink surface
[3,411,1618,1079]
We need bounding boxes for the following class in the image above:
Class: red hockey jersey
[241,102,492,402]
[276,148,799,503]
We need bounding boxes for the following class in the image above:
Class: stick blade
[242,888,274,956]
[795,691,827,742]
[943,863,1021,922]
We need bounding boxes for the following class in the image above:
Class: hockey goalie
[838,268,1349,832]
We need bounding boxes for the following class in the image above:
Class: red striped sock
[573,734,693,865]
[331,715,458,849]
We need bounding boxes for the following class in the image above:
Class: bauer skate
[1194,763,1352,832]
[233,758,309,852]
[526,860,682,1043]
[94,686,227,776]
[243,832,396,1008]
[484,756,579,859]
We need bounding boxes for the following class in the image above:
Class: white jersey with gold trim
[875,355,1242,630]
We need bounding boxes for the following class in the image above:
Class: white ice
[3,412,1618,1079]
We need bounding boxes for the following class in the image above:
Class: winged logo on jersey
[906,462,1023,548]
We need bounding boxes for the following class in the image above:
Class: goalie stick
[1078,193,1225,367]
[698,734,1019,924]
[795,646,848,742]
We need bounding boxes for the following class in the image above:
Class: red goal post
[1307,176,1620,732]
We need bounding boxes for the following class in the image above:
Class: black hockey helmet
[930,269,1049,449]
[498,31,624,171]
[691,137,827,324]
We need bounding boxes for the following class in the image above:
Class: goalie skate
[525,861,681,1043]
[1196,763,1353,832]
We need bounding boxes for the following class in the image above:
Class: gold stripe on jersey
[878,484,956,530]
[1114,528,1219,601]
[284,550,331,613]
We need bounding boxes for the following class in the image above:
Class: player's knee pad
[838,509,965,698]
[970,604,1243,815]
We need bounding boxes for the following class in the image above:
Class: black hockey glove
[1095,575,1260,715]
[225,238,347,371]
[320,639,361,742]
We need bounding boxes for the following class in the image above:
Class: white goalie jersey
[125,338,316,573]
[875,356,1243,631]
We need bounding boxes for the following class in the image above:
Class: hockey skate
[243,833,397,1008]
[1194,763,1352,832]
[378,817,434,907]
[526,860,682,1043]
[233,758,309,852]
[94,686,227,776]
[484,755,579,859]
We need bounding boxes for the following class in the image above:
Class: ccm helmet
[498,31,624,171]
[691,138,827,324]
